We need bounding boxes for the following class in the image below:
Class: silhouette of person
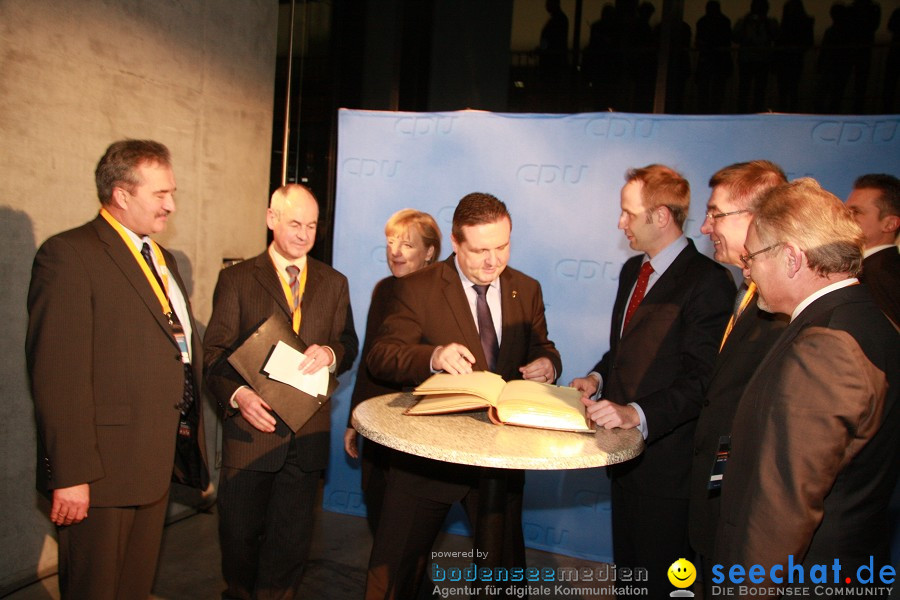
[696,1,733,114]
[733,0,778,113]
[816,3,854,113]
[885,7,900,112]
[775,0,814,112]
[537,0,569,109]
[848,0,881,113]
[584,3,620,110]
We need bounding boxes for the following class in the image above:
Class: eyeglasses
[739,243,781,269]
[705,209,749,221]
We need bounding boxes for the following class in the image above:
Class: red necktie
[623,261,654,331]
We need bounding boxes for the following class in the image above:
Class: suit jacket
[687,295,789,558]
[26,215,208,506]
[348,276,404,425]
[366,256,562,502]
[595,239,734,498]
[715,284,899,581]
[860,246,900,327]
[203,251,358,473]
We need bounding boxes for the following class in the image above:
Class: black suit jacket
[203,251,358,473]
[687,294,789,558]
[595,239,734,498]
[860,246,900,327]
[366,256,562,502]
[715,284,899,580]
[27,215,208,506]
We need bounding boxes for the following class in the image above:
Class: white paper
[263,341,329,397]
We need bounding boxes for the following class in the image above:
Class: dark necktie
[623,261,654,331]
[472,284,500,372]
[140,242,195,417]
[286,265,301,310]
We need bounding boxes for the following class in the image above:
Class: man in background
[845,173,900,326]
[204,184,357,600]
[27,139,209,599]
[572,164,733,600]
[688,160,789,592]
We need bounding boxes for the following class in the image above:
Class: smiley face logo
[667,558,696,588]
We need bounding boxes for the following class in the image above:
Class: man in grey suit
[715,179,898,597]
[572,164,734,600]
[204,184,357,599]
[26,139,209,599]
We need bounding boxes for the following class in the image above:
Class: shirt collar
[863,244,897,258]
[791,278,859,321]
[268,243,307,278]
[645,235,688,276]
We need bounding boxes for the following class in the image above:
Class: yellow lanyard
[99,208,172,316]
[719,281,757,351]
[275,260,307,333]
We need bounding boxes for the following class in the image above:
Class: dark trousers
[611,481,691,600]
[217,441,321,600]
[57,490,170,600]
[365,471,526,600]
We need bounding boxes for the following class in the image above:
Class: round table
[352,393,644,599]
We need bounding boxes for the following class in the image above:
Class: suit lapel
[91,217,177,347]
[612,256,642,343]
[253,252,291,319]
[496,268,521,375]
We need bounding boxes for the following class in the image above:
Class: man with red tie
[204,184,357,599]
[26,140,209,599]
[571,164,733,600]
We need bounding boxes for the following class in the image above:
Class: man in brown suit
[204,184,357,600]
[715,179,899,597]
[26,139,209,599]
[364,192,561,599]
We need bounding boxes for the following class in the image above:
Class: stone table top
[351,393,644,470]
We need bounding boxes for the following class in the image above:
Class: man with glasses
[571,164,733,600]
[688,161,789,593]
[715,179,898,594]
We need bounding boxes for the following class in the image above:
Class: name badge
[707,435,730,490]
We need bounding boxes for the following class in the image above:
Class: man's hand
[570,374,600,399]
[519,357,555,382]
[234,387,277,433]
[431,343,476,374]
[344,427,359,459]
[581,398,640,430]
[298,344,334,374]
[50,483,90,526]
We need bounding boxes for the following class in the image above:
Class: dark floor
[4,499,625,600]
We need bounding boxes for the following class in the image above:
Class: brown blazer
[715,284,899,580]
[26,215,208,506]
[366,256,562,502]
[203,251,358,473]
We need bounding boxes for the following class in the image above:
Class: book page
[405,393,491,415]
[496,380,592,432]
[412,371,507,405]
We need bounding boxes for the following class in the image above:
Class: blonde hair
[625,164,690,229]
[753,178,864,277]
[385,209,442,264]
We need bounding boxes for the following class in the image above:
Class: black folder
[227,313,337,433]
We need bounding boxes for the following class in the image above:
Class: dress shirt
[454,255,503,344]
[120,225,193,361]
[863,244,897,258]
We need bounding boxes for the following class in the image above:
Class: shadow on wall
[0,205,56,596]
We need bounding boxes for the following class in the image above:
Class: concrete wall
[0,0,277,592]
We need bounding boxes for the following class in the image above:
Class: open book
[407,371,593,433]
